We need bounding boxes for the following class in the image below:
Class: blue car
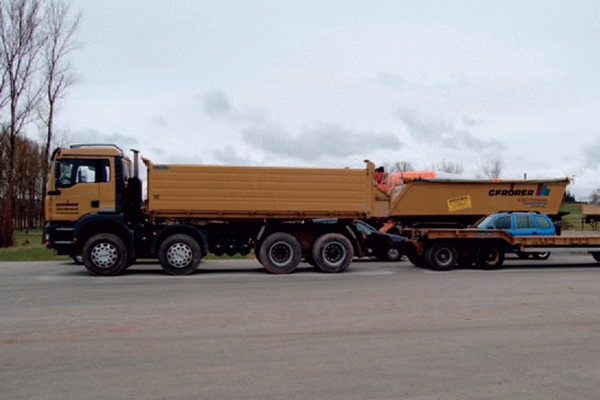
[474,212,556,259]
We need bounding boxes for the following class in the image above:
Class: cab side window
[55,159,110,188]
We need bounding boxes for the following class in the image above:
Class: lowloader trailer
[44,145,570,276]
[403,228,600,271]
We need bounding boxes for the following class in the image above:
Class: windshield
[356,222,378,235]
[55,159,110,188]
[474,215,496,229]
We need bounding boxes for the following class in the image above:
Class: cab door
[46,158,116,222]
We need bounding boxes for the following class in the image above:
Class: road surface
[2,254,600,399]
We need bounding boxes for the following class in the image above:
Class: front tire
[158,234,202,275]
[82,234,128,276]
[312,233,353,273]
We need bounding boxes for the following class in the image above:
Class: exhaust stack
[131,149,140,178]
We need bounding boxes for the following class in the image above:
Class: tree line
[0,0,80,247]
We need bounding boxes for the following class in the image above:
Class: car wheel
[532,252,551,260]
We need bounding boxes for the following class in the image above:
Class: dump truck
[402,227,600,271]
[45,145,391,276]
[44,144,570,276]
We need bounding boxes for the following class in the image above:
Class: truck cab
[45,145,135,258]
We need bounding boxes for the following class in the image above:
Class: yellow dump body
[143,159,390,220]
[390,178,569,218]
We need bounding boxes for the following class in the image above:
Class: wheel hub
[167,243,193,268]
[269,242,293,267]
[90,243,118,268]
[322,243,346,267]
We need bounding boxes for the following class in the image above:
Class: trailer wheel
[82,234,128,276]
[312,233,354,273]
[426,243,457,271]
[158,234,202,275]
[476,245,504,270]
[258,232,301,274]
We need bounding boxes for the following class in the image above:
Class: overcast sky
[59,0,599,199]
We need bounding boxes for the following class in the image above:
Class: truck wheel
[158,234,202,275]
[259,232,301,274]
[312,233,354,273]
[532,252,550,260]
[426,243,457,271]
[476,245,504,269]
[82,234,128,276]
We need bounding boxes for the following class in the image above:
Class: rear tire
[158,234,202,275]
[258,232,301,274]
[476,245,504,270]
[82,234,128,276]
[592,252,600,262]
[312,233,353,273]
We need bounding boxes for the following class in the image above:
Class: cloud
[583,136,600,168]
[397,108,504,151]
[149,116,167,129]
[243,122,403,162]
[202,90,233,116]
[212,145,255,165]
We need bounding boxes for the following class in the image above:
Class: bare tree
[0,0,80,247]
[38,0,80,202]
[389,161,414,173]
[483,159,503,179]
[434,161,464,175]
[589,189,600,205]
[0,0,45,247]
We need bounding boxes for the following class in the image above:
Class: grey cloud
[243,122,403,162]
[150,116,167,128]
[203,90,233,116]
[213,146,254,165]
[583,136,600,168]
[397,108,504,151]
[397,108,453,140]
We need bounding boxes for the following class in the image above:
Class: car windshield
[475,215,497,229]
[356,222,379,235]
